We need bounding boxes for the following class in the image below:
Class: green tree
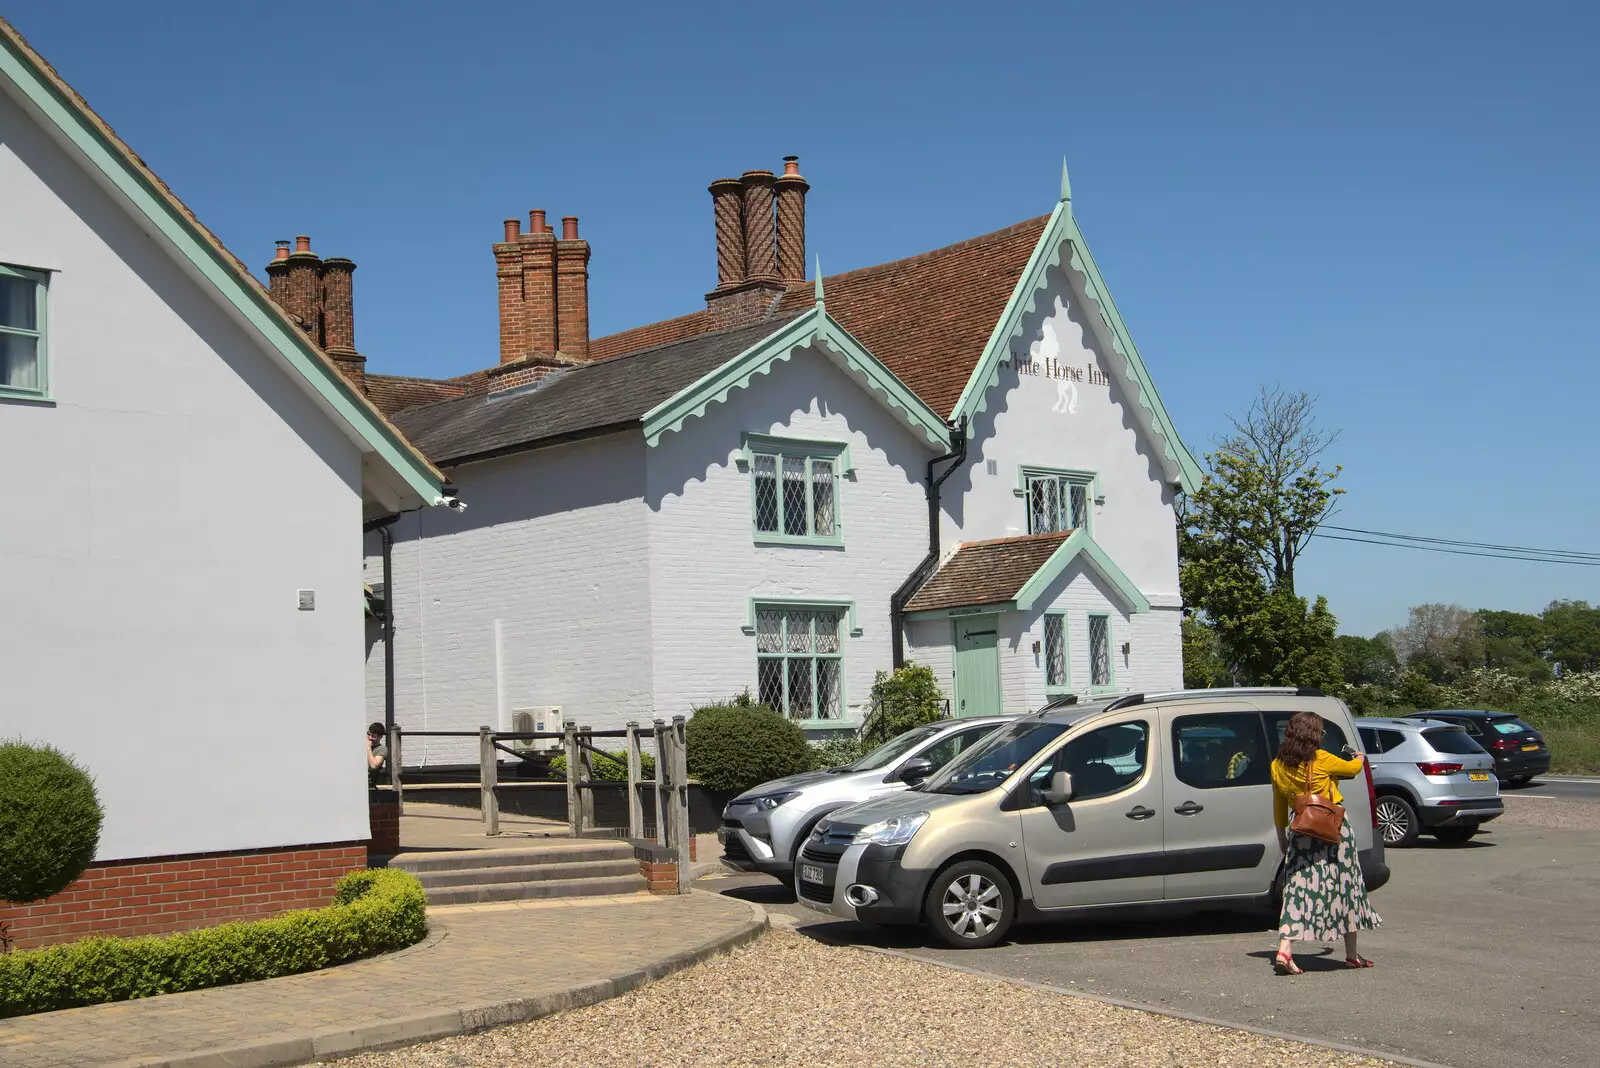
[1542,600,1600,673]
[1181,615,1228,689]
[1334,633,1399,686]
[1478,608,1552,681]
[1179,387,1344,688]
[1389,604,1483,683]
[859,664,946,746]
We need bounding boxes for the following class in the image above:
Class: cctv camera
[442,495,467,513]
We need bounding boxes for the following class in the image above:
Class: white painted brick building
[364,161,1202,762]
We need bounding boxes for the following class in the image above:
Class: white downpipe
[494,618,507,731]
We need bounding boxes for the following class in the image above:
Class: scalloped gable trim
[640,305,953,450]
[950,201,1203,494]
[1013,528,1150,614]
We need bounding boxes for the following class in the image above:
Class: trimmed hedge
[547,749,657,782]
[686,693,813,793]
[0,739,103,904]
[0,868,427,1018]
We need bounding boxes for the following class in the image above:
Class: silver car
[797,688,1388,948]
[1356,717,1503,847]
[718,717,1010,883]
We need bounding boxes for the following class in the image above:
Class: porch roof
[903,532,1072,613]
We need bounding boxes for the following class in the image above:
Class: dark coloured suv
[1403,710,1551,785]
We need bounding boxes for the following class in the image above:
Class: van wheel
[1433,824,1478,846]
[924,861,1014,949]
[1375,795,1419,848]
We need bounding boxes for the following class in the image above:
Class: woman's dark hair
[1277,711,1325,767]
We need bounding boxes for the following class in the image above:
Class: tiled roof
[904,532,1072,613]
[771,217,1049,417]
[590,309,712,362]
[366,374,470,416]
[392,317,793,466]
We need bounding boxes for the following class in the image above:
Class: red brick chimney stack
[519,210,559,360]
[774,156,808,285]
[709,177,746,289]
[556,216,590,360]
[319,257,364,392]
[266,240,292,306]
[495,222,527,362]
[739,170,778,283]
[284,235,323,337]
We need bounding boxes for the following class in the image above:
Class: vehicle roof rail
[1102,693,1145,712]
[1295,686,1326,697]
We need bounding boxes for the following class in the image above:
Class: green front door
[953,615,1002,718]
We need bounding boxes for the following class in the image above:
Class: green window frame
[1015,465,1097,536]
[1043,612,1070,693]
[0,264,49,401]
[1088,612,1115,692]
[754,604,846,721]
[741,433,847,546]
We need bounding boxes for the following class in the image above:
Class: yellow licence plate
[1469,771,1490,781]
[1522,744,1540,751]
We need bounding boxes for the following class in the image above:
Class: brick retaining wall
[0,842,367,950]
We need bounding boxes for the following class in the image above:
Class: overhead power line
[1312,526,1600,567]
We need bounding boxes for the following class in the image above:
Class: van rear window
[1424,728,1485,755]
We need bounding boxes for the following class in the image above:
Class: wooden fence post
[577,723,596,832]
[625,721,643,839]
[479,725,499,836]
[652,719,667,846]
[564,721,581,837]
[388,725,404,816]
[672,715,691,893]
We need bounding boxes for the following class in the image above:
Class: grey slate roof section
[394,317,795,466]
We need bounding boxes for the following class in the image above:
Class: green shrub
[859,664,946,746]
[0,740,104,905]
[0,868,426,1017]
[686,691,813,793]
[547,749,656,781]
[809,733,867,770]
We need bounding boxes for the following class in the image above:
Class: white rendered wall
[366,431,655,763]
[645,344,936,723]
[0,85,370,861]
[944,262,1181,599]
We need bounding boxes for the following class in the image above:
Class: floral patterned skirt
[1278,817,1383,941]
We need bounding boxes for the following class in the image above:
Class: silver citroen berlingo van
[796,688,1387,948]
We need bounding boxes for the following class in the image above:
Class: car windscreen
[844,724,946,771]
[1423,728,1485,755]
[920,721,1068,795]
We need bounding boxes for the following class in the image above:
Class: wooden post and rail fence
[384,718,693,892]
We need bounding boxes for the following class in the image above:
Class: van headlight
[852,812,929,846]
[748,792,800,811]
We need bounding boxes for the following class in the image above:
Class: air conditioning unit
[510,707,563,753]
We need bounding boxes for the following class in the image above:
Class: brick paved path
[0,892,762,1068]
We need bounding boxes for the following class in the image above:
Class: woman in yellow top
[1270,711,1382,975]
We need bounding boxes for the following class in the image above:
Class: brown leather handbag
[1290,760,1344,844]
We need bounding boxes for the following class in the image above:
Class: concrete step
[414,859,642,889]
[389,842,635,874]
[423,873,648,906]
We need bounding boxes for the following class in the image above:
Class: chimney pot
[294,235,312,254]
[530,209,548,235]
[561,216,579,240]
[503,218,521,242]
[782,155,801,176]
[273,240,291,261]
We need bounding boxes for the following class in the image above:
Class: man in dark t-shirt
[367,722,388,785]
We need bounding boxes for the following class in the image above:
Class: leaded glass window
[1044,613,1068,689]
[755,607,844,720]
[1027,473,1090,534]
[0,266,47,397]
[749,443,841,542]
[1089,613,1113,689]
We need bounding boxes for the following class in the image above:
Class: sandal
[1274,952,1303,975]
[1345,955,1376,968]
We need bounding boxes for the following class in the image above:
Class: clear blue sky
[11,2,1598,637]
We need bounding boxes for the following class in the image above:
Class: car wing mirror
[1042,770,1074,805]
[898,757,935,784]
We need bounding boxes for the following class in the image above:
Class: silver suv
[1356,717,1503,847]
[797,688,1387,948]
[718,716,1010,883]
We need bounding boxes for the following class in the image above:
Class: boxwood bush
[686,691,813,793]
[0,739,103,905]
[0,868,426,1018]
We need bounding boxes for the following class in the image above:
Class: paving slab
[0,891,765,1068]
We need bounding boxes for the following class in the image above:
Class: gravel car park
[1356,717,1503,846]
